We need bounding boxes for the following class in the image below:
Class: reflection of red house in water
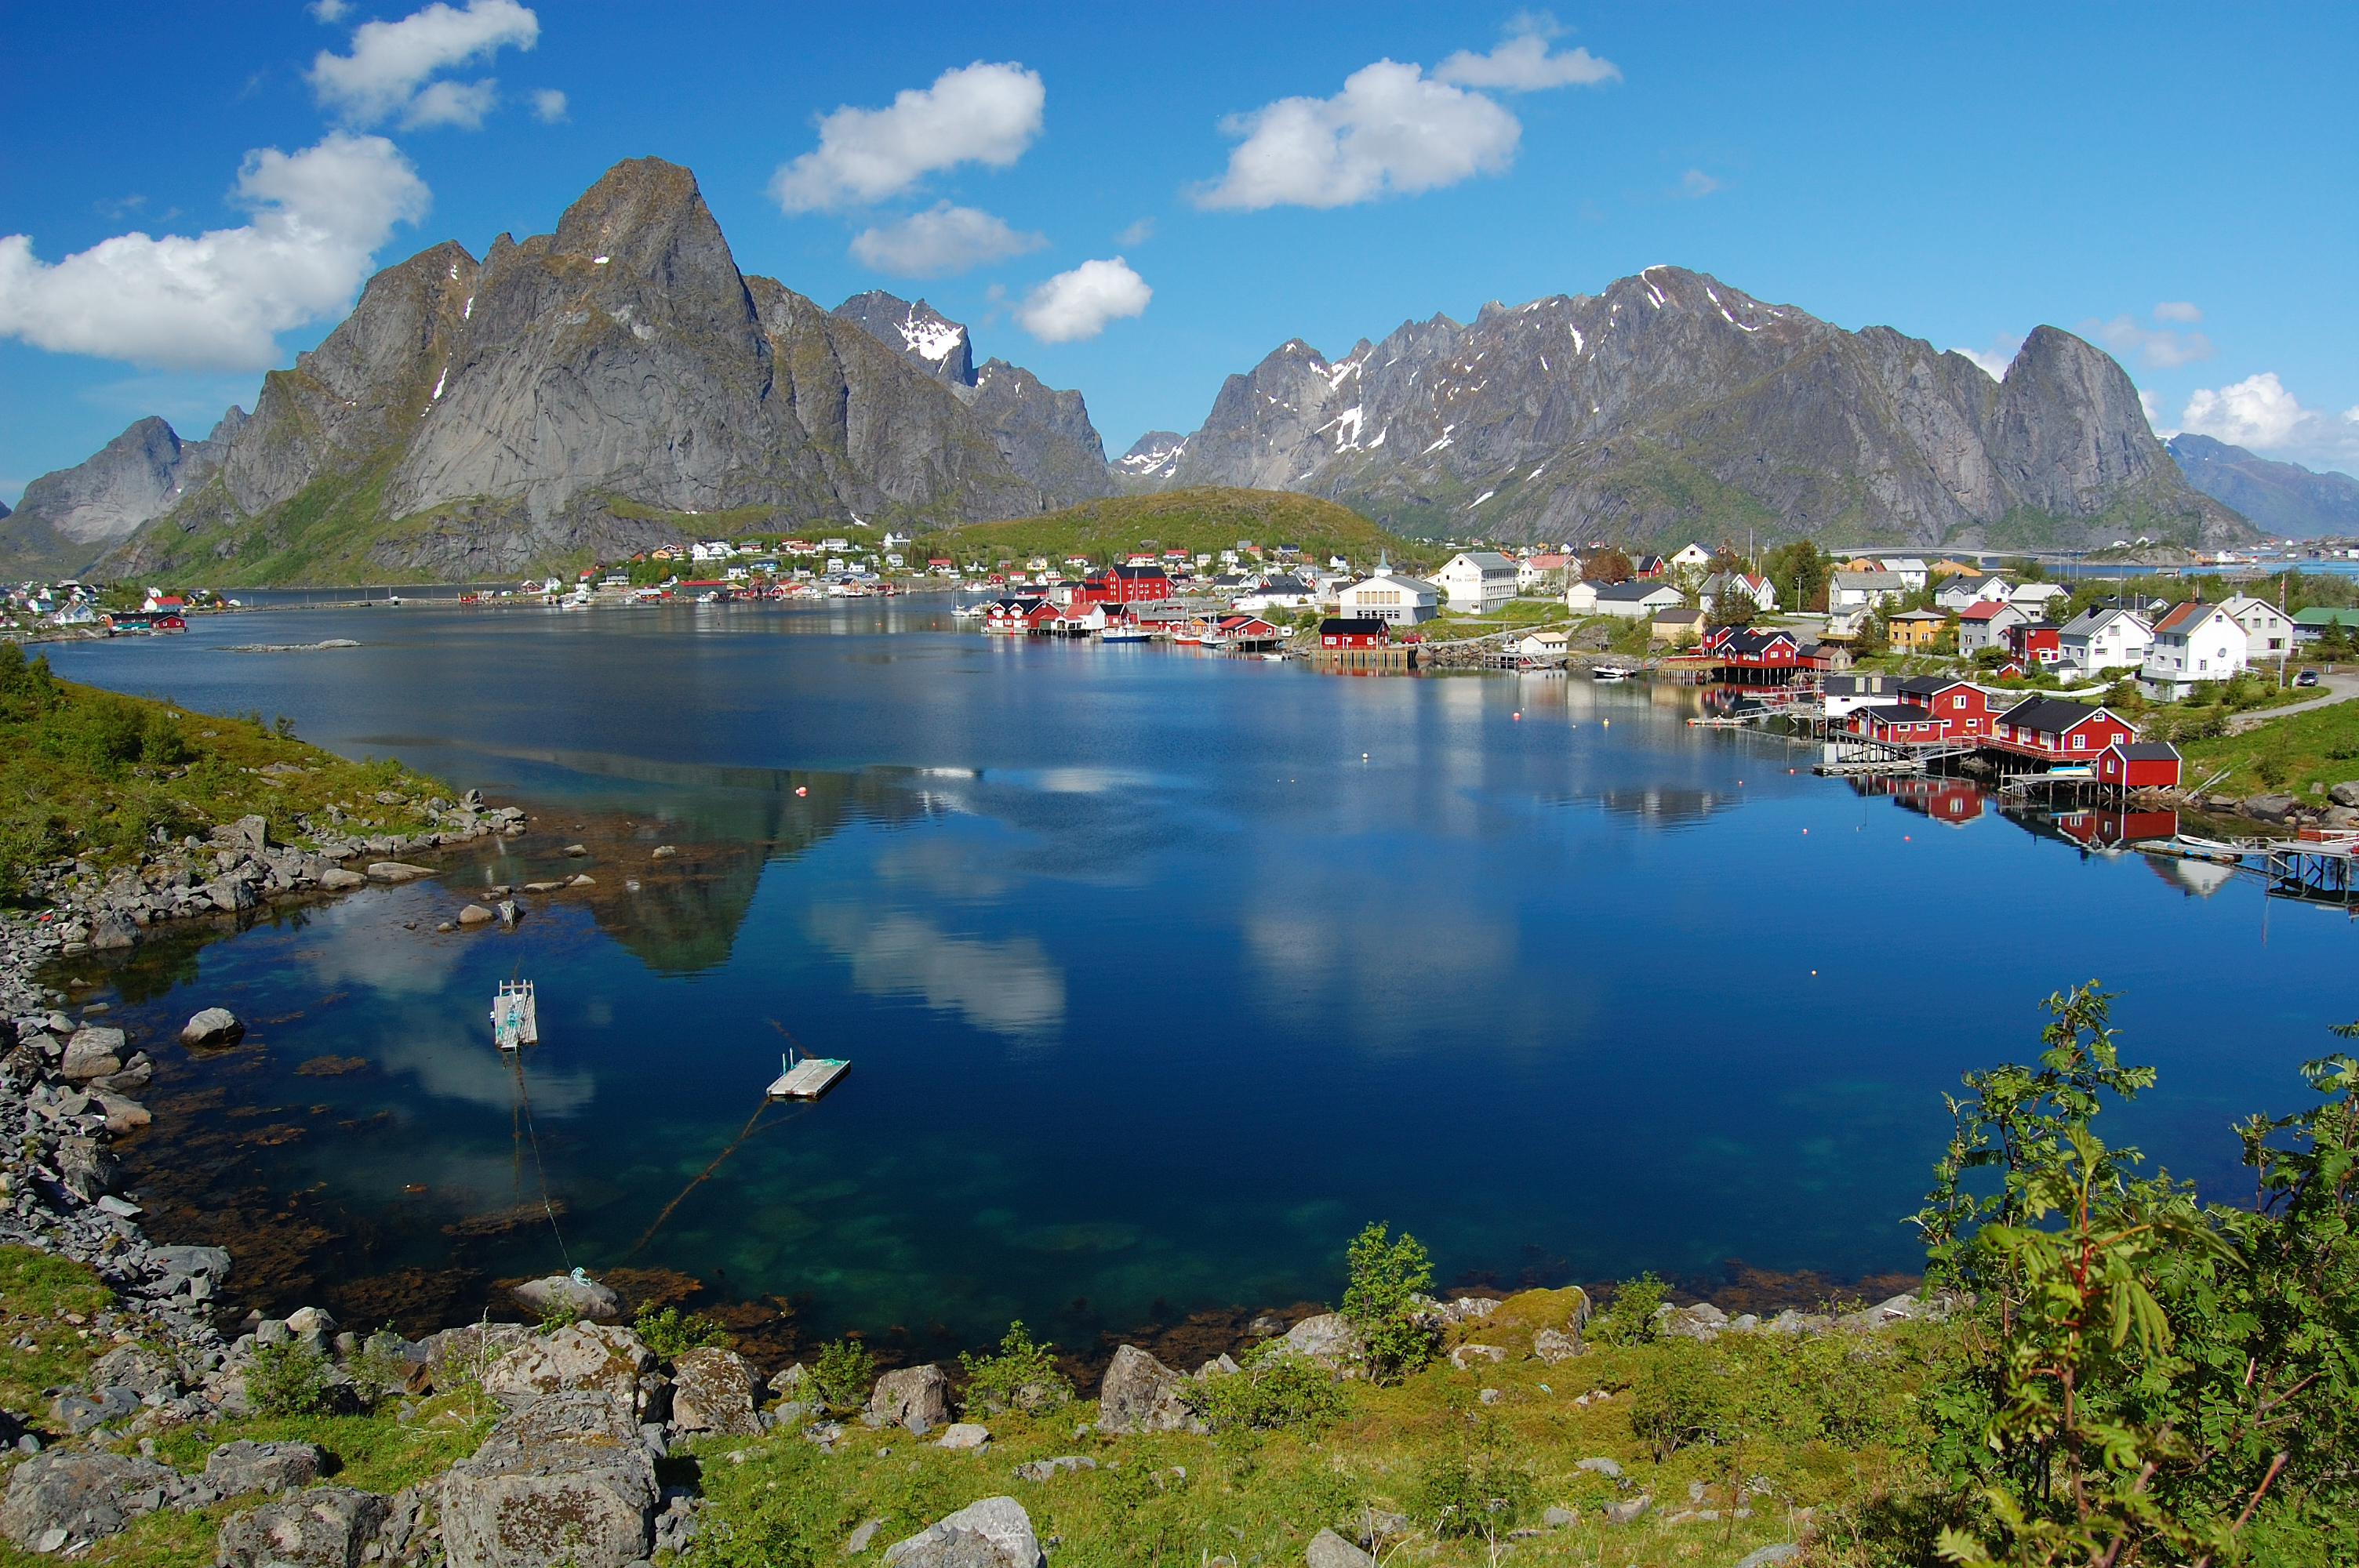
[2055,808,2179,852]
[1892,779,1987,826]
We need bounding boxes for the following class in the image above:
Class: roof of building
[1596,579,1681,601]
[1830,570,1905,590]
[2295,607,2359,626]
[1107,564,1170,579]
[1823,673,1899,695]
[1897,674,1976,696]
[1890,608,1949,622]
[1858,704,1936,724]
[2150,599,2232,634]
[2115,741,2181,760]
[1652,605,1706,623]
[2000,696,2117,732]
[1446,550,1518,570]
[1320,617,1387,636]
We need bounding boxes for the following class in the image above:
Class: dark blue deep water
[40,603,2357,1351]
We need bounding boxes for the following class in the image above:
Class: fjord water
[43,607,2353,1343]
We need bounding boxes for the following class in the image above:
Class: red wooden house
[1896,676,2004,739]
[2003,620,2064,665]
[2055,808,2179,852]
[1318,617,1389,650]
[2097,740,2182,789]
[982,596,1058,633]
[1990,697,2139,760]
[1848,704,1950,744]
[1073,564,1172,606]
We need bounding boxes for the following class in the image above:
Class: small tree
[1341,1221,1435,1381]
[958,1320,1071,1415]
[810,1337,877,1412]
[1583,548,1634,585]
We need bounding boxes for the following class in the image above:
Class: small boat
[1260,651,1287,662]
[766,1049,850,1101]
[1590,665,1635,681]
[491,980,538,1052]
[1100,625,1150,643]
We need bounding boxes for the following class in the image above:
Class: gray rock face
[1113,430,1188,488]
[1280,1312,1365,1368]
[214,1485,387,1567]
[510,1272,623,1322]
[835,292,976,385]
[2170,434,2359,539]
[107,159,1054,585]
[869,1364,953,1433]
[0,409,243,579]
[1095,1344,1198,1434]
[205,1439,325,1496]
[667,1346,765,1436]
[478,1323,655,1412]
[179,1007,245,1047]
[882,1496,1043,1568]
[1168,270,2252,550]
[0,1450,184,1549]
[439,1391,656,1568]
[957,358,1114,504]
[90,1343,182,1399]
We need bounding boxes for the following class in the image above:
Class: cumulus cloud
[530,87,567,122]
[1016,257,1150,343]
[0,133,429,371]
[769,61,1045,214]
[1953,332,2024,380]
[309,0,538,129]
[2086,306,2213,370]
[309,0,348,18]
[1679,168,1720,198]
[2173,372,2359,463]
[1116,216,1155,246]
[1197,60,1523,210]
[1434,27,1619,89]
[849,202,1045,277]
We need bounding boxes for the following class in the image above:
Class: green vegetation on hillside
[920,488,1432,571]
[2179,690,2359,796]
[0,641,445,895]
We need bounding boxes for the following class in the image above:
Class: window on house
[2073,734,2087,750]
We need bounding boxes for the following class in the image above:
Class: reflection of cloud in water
[298,899,470,996]
[805,906,1064,1040]
[373,1033,598,1118]
[2149,855,2237,898]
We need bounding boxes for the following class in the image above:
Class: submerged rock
[179,1007,245,1047]
[511,1272,622,1323]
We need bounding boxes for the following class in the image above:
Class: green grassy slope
[919,488,1436,572]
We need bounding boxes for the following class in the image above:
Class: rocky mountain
[2167,434,2359,539]
[830,292,1114,506]
[1113,431,1188,488]
[101,159,1080,585]
[2,410,245,580]
[1167,266,2250,550]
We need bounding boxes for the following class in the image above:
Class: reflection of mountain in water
[480,750,957,972]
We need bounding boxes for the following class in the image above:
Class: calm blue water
[41,604,2357,1345]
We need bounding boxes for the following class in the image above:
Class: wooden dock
[766,1058,851,1100]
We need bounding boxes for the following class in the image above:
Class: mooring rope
[511,1049,576,1272]
[618,1098,807,1262]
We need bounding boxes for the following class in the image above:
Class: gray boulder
[882,1496,1043,1568]
[49,1386,140,1436]
[89,1344,180,1399]
[1010,1456,1095,1482]
[1532,1328,1581,1364]
[212,815,271,856]
[439,1391,656,1568]
[59,1028,126,1081]
[179,1007,245,1047]
[1281,1312,1365,1369]
[215,1486,387,1567]
[479,1323,656,1412]
[1603,1494,1651,1525]
[2245,792,2301,823]
[668,1346,765,1436]
[1094,1345,1198,1434]
[1576,1457,1623,1479]
[0,1450,184,1550]
[1734,1548,1801,1568]
[206,1439,325,1496]
[2330,780,2359,809]
[510,1272,623,1322]
[869,1364,953,1434]
[1307,1528,1375,1568]
[52,1136,117,1203]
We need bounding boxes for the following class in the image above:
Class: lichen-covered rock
[205,1439,325,1496]
[59,1028,125,1080]
[668,1346,765,1436]
[439,1390,656,1568]
[511,1272,622,1322]
[868,1364,952,1434]
[89,1344,180,1399]
[0,1450,184,1550]
[1307,1527,1375,1568]
[882,1496,1043,1568]
[1094,1345,1200,1435]
[480,1323,655,1412]
[215,1485,387,1567]
[1280,1313,1365,1369]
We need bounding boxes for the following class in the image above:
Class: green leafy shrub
[1589,1272,1667,1346]
[1186,1342,1348,1434]
[1630,1338,1729,1460]
[1412,1413,1536,1537]
[957,1319,1070,1416]
[634,1302,732,1359]
[810,1337,876,1413]
[247,1340,333,1417]
[1340,1221,1434,1381]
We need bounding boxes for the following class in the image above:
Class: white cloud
[849,202,1045,277]
[0,134,429,371]
[2087,311,2213,369]
[2139,388,2167,434]
[1953,332,2024,380]
[309,0,349,19]
[769,61,1045,214]
[1197,60,1522,210]
[309,0,538,129]
[2175,372,2359,463]
[1015,257,1150,343]
[1679,168,1720,198]
[2153,300,2201,323]
[1116,216,1155,246]
[530,87,567,122]
[1434,31,1619,90]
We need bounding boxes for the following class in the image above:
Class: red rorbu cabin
[2097,740,2183,789]
[1990,698,2138,760]
[1318,617,1389,650]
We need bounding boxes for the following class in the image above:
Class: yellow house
[1888,608,1949,650]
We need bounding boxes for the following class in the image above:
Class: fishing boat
[766,1047,850,1101]
[490,980,538,1052]
[1100,624,1151,643]
[1591,664,1636,681]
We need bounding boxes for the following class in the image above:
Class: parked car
[2296,669,2321,688]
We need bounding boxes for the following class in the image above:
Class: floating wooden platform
[766,1058,851,1101]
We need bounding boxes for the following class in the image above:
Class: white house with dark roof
[2058,606,2154,674]
[2139,601,2248,700]
[1438,551,1518,613]
[1571,579,1686,619]
[1935,574,2013,612]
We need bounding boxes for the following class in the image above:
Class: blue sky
[3,1,2355,505]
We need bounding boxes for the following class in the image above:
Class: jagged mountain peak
[834,290,975,386]
[1114,430,1188,488]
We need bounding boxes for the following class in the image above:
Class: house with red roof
[2138,601,2248,700]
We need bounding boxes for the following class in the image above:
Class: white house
[2057,607,2154,674]
[1437,551,1518,613]
[1514,629,1572,659]
[1668,543,1714,571]
[1516,553,1572,592]
[1576,579,1686,619]
[2140,601,2249,700]
[1827,570,1906,613]
[1237,575,1317,612]
[2217,594,2299,666]
[1337,569,1438,625]
[1699,572,1778,615]
[1935,575,2012,612]
[1820,673,1906,718]
[1876,557,1930,591]
[2009,582,2070,617]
